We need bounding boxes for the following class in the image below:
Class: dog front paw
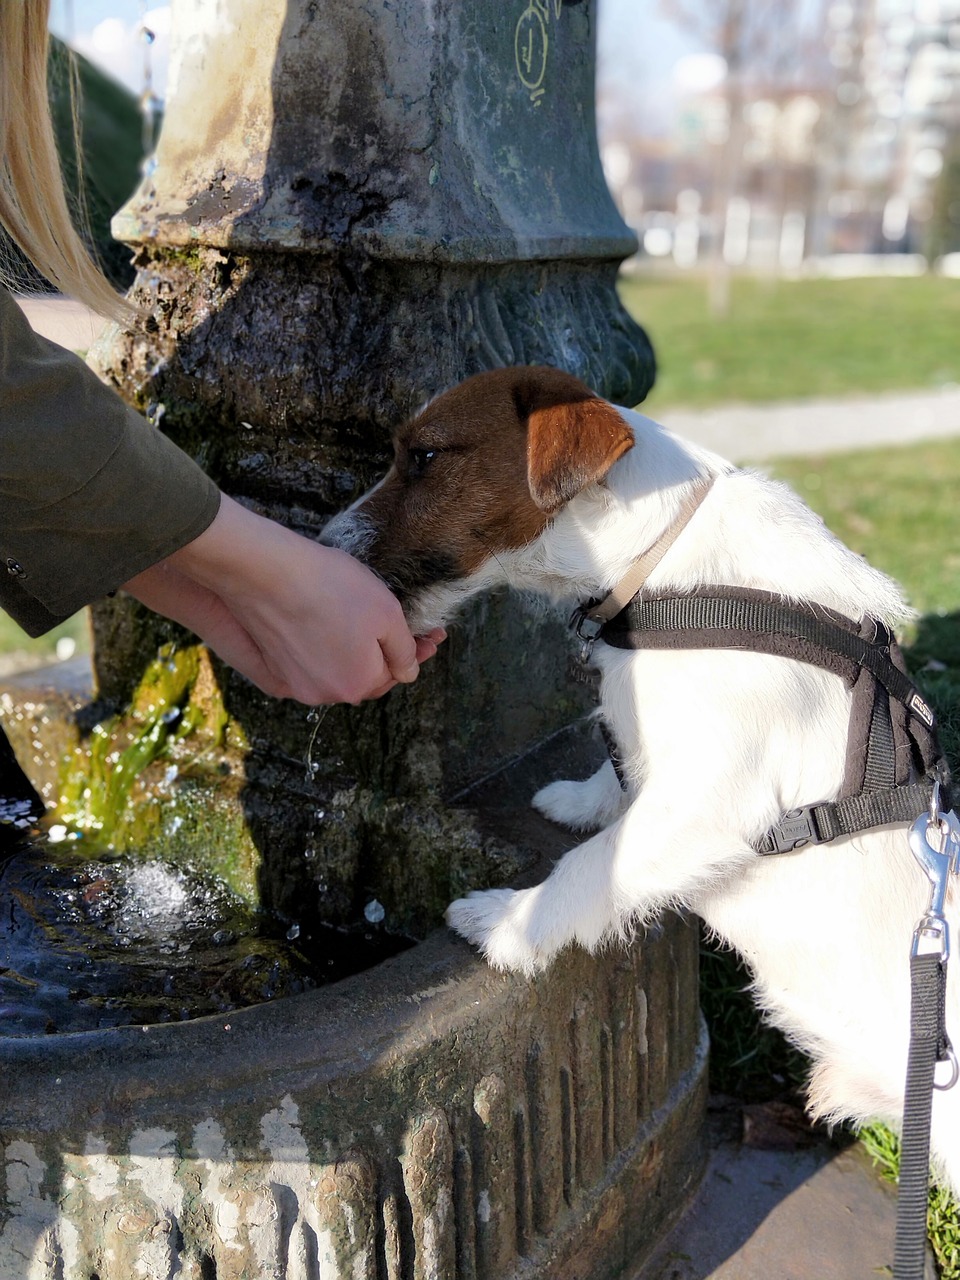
[446,887,550,976]
[532,763,623,832]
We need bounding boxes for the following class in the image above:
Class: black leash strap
[894,801,960,1279]
[894,952,947,1279]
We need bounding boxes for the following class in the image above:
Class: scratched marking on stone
[514,0,564,106]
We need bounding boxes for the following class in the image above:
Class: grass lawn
[620,272,960,411]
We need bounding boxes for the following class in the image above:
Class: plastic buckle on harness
[766,806,820,853]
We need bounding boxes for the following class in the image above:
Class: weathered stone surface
[0,912,707,1280]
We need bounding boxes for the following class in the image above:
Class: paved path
[635,1116,936,1280]
[660,385,960,461]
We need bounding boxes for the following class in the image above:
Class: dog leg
[532,760,626,832]
[447,794,754,974]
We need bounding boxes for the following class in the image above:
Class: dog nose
[317,510,376,561]
[318,511,350,548]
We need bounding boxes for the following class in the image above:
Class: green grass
[0,610,89,674]
[49,38,144,286]
[768,437,960,618]
[861,1123,960,1278]
[620,273,960,411]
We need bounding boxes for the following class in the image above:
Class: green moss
[56,643,261,901]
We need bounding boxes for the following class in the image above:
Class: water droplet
[140,25,156,44]
[364,899,385,925]
[161,707,181,725]
[286,924,301,941]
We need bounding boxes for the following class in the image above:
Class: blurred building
[598,0,960,270]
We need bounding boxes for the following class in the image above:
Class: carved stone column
[86,0,655,932]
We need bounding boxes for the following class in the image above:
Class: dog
[322,364,960,1192]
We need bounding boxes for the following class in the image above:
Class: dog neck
[519,411,724,605]
[580,475,717,628]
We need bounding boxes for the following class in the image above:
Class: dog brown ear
[519,371,635,512]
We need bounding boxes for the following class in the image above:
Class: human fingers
[414,628,447,664]
[378,616,421,684]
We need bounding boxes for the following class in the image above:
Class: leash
[895,787,960,1280]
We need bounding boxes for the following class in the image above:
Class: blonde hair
[0,1,129,320]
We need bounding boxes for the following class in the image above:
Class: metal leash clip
[908,782,960,1090]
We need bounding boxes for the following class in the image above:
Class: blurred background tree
[927,135,960,261]
[0,36,142,292]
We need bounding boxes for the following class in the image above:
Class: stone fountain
[0,2,707,1275]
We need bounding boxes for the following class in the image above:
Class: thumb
[379,619,421,684]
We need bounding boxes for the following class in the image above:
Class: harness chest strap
[585,586,950,855]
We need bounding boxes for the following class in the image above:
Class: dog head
[322,366,634,629]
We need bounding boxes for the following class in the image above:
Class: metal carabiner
[936,1044,960,1092]
[908,807,960,943]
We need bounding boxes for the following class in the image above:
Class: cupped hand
[122,494,445,703]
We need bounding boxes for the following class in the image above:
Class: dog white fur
[323,366,959,1192]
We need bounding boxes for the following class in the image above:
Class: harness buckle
[571,606,604,664]
[765,807,820,853]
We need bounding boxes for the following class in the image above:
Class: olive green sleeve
[0,287,221,637]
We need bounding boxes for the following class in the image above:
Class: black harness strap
[588,586,949,854]
[758,783,942,855]
[601,590,934,728]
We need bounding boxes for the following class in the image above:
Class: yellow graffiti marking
[514,0,564,106]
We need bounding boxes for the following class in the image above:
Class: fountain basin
[1,669,707,1279]
[0,908,706,1280]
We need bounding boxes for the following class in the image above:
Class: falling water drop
[364,899,385,925]
[304,705,330,783]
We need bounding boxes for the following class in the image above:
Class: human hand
[122,494,445,703]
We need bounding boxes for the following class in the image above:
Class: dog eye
[408,448,438,478]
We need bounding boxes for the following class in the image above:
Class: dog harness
[577,584,952,855]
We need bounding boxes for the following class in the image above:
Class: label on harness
[909,692,936,728]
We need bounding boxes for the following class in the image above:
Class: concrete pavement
[659,383,960,462]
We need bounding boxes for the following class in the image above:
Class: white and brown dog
[322,365,959,1190]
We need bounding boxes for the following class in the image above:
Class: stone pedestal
[87,0,655,937]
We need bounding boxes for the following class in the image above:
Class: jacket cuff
[4,411,221,622]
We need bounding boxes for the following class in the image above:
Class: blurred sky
[49,0,708,131]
